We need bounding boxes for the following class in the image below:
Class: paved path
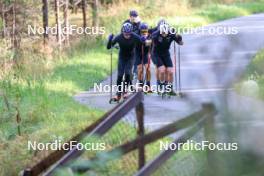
[74,14,264,154]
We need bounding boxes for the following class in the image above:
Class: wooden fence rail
[23,91,217,176]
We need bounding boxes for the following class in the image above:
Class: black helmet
[129,10,138,17]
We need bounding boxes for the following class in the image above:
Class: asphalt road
[74,13,264,155]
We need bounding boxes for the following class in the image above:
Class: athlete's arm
[107,34,119,49]
[132,32,145,44]
[172,33,183,45]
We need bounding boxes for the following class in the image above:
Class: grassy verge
[0,39,118,174]
[1,0,264,175]
[236,48,264,100]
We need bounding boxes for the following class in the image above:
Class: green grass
[0,39,118,175]
[197,2,264,22]
[167,2,264,29]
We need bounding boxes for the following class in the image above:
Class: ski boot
[157,83,163,96]
[144,85,153,94]
[109,94,121,104]
[159,83,166,99]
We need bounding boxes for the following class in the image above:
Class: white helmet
[159,22,170,34]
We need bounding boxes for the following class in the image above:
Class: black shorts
[135,53,148,66]
[117,54,134,77]
[152,52,173,68]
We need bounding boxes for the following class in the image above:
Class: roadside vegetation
[237,48,264,99]
[1,0,264,175]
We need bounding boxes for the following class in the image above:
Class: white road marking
[180,50,257,56]
[145,120,264,127]
[183,87,233,93]
[75,87,233,98]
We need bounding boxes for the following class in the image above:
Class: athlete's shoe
[109,95,121,103]
[144,85,153,93]
[157,83,164,95]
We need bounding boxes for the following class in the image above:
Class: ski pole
[178,45,181,94]
[110,46,113,103]
[174,41,178,94]
[141,45,145,84]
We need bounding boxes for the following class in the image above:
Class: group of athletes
[107,10,184,102]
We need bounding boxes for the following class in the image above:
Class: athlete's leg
[137,64,143,80]
[135,52,144,88]
[116,56,125,99]
[132,53,137,80]
[164,53,176,95]
[124,57,134,93]
[151,52,160,86]
[145,63,151,86]
[158,55,166,83]
[159,66,166,83]
[166,67,173,83]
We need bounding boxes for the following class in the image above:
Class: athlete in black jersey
[107,22,145,101]
[122,10,142,80]
[151,22,183,95]
[149,19,167,87]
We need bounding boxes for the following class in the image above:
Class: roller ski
[109,92,129,104]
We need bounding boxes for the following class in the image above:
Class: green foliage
[196,4,249,22]
[246,49,264,76]
[236,1,264,14]
[0,39,116,175]
[241,48,264,99]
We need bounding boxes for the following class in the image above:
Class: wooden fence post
[136,101,145,170]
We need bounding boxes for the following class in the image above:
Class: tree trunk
[81,0,87,29]
[55,0,59,41]
[63,0,69,45]
[12,1,18,49]
[54,0,62,48]
[92,0,99,27]
[1,4,6,38]
[42,0,49,44]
